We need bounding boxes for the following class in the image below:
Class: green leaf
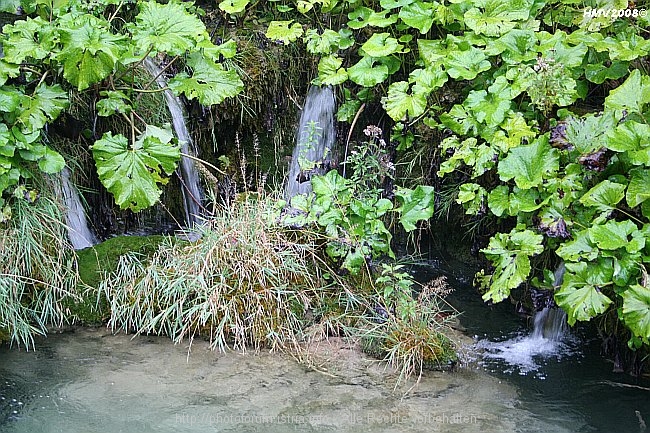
[360,33,402,57]
[382,81,428,121]
[556,230,598,262]
[584,61,629,85]
[219,0,249,14]
[91,125,180,212]
[622,285,650,340]
[464,87,512,127]
[627,168,650,208]
[17,85,69,133]
[498,137,559,189]
[304,29,343,55]
[463,0,533,37]
[131,1,208,55]
[2,17,52,64]
[347,7,397,29]
[316,55,348,86]
[57,16,125,91]
[311,169,351,199]
[606,121,650,153]
[588,220,640,251]
[38,147,65,174]
[348,56,389,87]
[457,183,486,215]
[265,20,304,45]
[555,261,613,326]
[168,53,244,106]
[395,185,435,231]
[579,180,625,212]
[443,46,491,80]
[480,228,544,303]
[399,1,436,33]
[604,70,650,116]
[96,91,132,117]
[565,113,616,154]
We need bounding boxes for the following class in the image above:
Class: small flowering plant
[282,125,435,273]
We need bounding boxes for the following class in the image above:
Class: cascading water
[475,263,575,376]
[143,58,203,227]
[285,85,336,202]
[56,167,97,250]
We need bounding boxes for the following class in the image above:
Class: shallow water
[413,251,650,433]
[0,328,582,433]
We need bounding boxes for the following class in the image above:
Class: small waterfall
[530,262,568,341]
[475,263,574,376]
[143,58,203,227]
[57,168,97,250]
[285,85,336,201]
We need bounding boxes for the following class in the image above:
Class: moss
[77,235,172,288]
[70,235,181,325]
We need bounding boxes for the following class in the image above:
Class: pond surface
[0,326,577,433]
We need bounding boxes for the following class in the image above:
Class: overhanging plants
[227,0,650,354]
[0,0,244,215]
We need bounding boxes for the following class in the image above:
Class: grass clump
[0,196,79,348]
[361,275,458,385]
[101,196,361,351]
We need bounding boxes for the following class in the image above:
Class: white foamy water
[55,167,97,250]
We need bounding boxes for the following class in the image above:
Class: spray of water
[474,263,576,376]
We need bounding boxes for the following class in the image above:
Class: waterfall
[530,262,568,341]
[475,262,573,375]
[285,85,336,201]
[143,58,203,227]
[57,168,97,250]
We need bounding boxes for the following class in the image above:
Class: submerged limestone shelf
[0,328,575,433]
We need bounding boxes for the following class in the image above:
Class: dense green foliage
[0,0,243,215]
[245,0,650,349]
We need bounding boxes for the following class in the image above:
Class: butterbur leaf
[348,56,389,87]
[17,85,69,134]
[168,53,244,106]
[604,70,650,116]
[316,55,348,86]
[463,0,533,37]
[606,121,650,153]
[395,185,435,231]
[360,33,402,57]
[2,17,52,64]
[627,168,650,208]
[588,220,640,251]
[305,29,342,55]
[219,0,249,14]
[91,125,180,211]
[265,21,304,45]
[382,81,428,121]
[399,1,436,33]
[96,91,132,117]
[480,229,544,303]
[622,285,650,341]
[347,7,397,29]
[555,261,613,326]
[579,180,625,212]
[57,16,125,91]
[131,1,208,55]
[443,46,491,80]
[498,137,559,189]
[38,147,65,174]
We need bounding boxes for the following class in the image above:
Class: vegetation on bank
[1,0,649,376]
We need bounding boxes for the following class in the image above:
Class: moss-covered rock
[69,235,178,325]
